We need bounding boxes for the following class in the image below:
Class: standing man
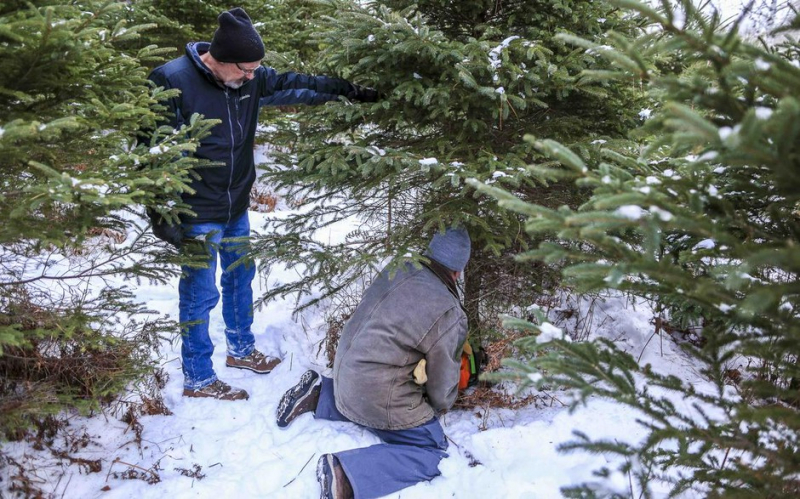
[276,227,470,499]
[146,8,378,401]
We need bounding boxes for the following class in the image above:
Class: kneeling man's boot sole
[276,370,320,428]
[317,453,353,499]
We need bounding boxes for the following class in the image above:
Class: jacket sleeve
[146,67,183,131]
[258,67,353,106]
[420,308,468,412]
[141,67,185,246]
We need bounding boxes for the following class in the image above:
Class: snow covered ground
[1,0,786,496]
[1,225,700,499]
[0,153,713,499]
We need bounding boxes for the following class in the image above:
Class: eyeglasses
[235,63,260,76]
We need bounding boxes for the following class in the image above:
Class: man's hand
[347,84,380,103]
[148,209,184,248]
[413,359,428,385]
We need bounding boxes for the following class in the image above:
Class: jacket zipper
[224,89,235,223]
[234,91,244,137]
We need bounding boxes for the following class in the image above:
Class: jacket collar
[185,42,225,87]
[421,259,459,301]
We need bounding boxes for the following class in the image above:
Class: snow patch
[586,44,613,56]
[719,125,741,142]
[489,36,520,69]
[616,205,646,220]
[693,239,716,251]
[698,151,719,162]
[537,322,570,343]
[650,206,673,222]
[755,107,773,120]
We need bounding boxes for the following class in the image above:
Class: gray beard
[225,81,243,89]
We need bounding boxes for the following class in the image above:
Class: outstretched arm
[258,67,378,106]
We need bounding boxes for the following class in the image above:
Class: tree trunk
[463,246,484,338]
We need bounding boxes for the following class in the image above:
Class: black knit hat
[209,8,265,63]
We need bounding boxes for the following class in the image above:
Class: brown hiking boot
[317,454,353,499]
[226,349,281,374]
[276,370,321,428]
[182,380,249,401]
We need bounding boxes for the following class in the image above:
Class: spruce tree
[0,0,213,435]
[476,1,800,496]
[124,0,315,61]
[254,0,647,333]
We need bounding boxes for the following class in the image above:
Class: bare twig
[104,458,158,482]
[445,435,482,467]
[637,315,663,364]
[283,453,316,488]
[59,473,73,499]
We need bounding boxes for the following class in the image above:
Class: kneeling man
[276,227,470,499]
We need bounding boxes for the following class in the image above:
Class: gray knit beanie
[425,227,471,272]
[209,8,265,63]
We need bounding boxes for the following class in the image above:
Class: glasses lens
[236,63,257,75]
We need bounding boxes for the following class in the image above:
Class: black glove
[346,84,380,103]
[147,208,184,248]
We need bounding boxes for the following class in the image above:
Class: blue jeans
[315,377,449,499]
[179,212,256,390]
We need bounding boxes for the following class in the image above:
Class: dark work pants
[315,376,449,499]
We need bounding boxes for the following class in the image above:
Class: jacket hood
[185,42,222,87]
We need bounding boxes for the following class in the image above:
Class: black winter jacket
[147,42,354,223]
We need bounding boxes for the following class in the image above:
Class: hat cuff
[425,251,466,273]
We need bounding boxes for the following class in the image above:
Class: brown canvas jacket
[333,261,468,430]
